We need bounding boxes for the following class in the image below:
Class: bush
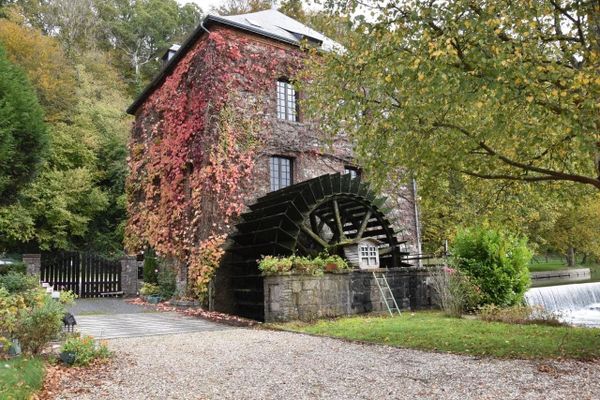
[0,272,39,294]
[61,335,111,366]
[139,282,160,296]
[14,295,64,354]
[0,261,26,275]
[142,248,159,284]
[259,254,351,276]
[430,267,481,317]
[452,227,532,307]
[258,255,293,275]
[478,304,564,326]
[157,266,176,299]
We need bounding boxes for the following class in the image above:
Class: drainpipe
[412,178,423,268]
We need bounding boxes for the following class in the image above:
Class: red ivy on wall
[125,28,305,278]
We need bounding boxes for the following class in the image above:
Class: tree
[212,0,272,15]
[278,0,305,21]
[545,194,600,265]
[304,0,600,192]
[95,0,202,92]
[0,45,47,204]
[0,16,77,121]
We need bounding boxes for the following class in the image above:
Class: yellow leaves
[385,75,393,83]
[526,95,534,103]
[418,72,425,81]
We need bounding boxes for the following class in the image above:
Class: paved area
[69,298,152,315]
[68,298,230,339]
[76,312,232,339]
[55,329,600,400]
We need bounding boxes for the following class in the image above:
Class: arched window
[276,78,298,122]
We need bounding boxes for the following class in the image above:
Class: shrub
[61,335,111,366]
[142,248,159,284]
[157,266,176,299]
[259,254,350,276]
[0,261,26,275]
[291,256,325,276]
[0,272,39,294]
[430,267,481,317]
[258,255,293,275]
[452,227,532,307]
[322,255,350,272]
[0,287,26,351]
[14,295,64,354]
[478,304,564,326]
[139,282,160,296]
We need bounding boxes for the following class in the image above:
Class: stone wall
[264,268,433,322]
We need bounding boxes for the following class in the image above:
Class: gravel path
[55,329,600,400]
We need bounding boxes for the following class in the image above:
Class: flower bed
[258,254,350,276]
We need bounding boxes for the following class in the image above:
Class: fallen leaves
[126,297,259,327]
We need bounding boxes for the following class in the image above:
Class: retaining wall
[264,268,433,322]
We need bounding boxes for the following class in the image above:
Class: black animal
[62,312,77,332]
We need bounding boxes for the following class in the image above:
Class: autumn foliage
[126,28,304,293]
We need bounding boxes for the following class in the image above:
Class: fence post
[23,254,41,276]
[120,256,139,297]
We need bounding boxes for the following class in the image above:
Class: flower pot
[60,351,76,365]
[147,295,162,304]
[325,263,339,272]
[8,339,21,357]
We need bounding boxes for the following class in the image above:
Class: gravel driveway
[54,328,600,400]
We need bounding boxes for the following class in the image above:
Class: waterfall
[525,282,600,327]
[525,282,600,312]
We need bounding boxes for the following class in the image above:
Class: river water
[525,281,600,327]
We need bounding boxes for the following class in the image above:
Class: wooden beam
[356,210,372,239]
[300,225,329,249]
[332,200,346,240]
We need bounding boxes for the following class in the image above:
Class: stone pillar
[23,254,41,276]
[120,256,140,297]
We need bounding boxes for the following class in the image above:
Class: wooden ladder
[372,271,401,316]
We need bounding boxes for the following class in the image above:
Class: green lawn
[275,312,600,360]
[0,357,45,400]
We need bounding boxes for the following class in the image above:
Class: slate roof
[127,10,339,114]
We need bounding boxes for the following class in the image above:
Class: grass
[0,357,45,400]
[275,312,600,360]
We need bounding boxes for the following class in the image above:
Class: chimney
[161,44,181,65]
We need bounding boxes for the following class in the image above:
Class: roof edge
[126,14,304,115]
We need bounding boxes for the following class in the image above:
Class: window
[344,166,360,179]
[270,156,293,191]
[359,244,379,267]
[277,79,298,121]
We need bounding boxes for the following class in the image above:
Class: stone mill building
[125,10,426,321]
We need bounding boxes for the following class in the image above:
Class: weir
[525,282,600,327]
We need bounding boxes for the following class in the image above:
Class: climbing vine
[125,27,305,297]
[187,234,226,302]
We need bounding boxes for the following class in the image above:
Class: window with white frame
[277,79,298,121]
[359,244,379,267]
[269,156,293,191]
[344,166,360,179]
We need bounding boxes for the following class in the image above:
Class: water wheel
[221,173,409,320]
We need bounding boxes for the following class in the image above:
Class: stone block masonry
[264,268,433,322]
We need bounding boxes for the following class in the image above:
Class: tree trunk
[566,247,576,268]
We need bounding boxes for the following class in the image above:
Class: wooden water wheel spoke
[332,200,346,241]
[356,209,372,240]
[300,224,329,249]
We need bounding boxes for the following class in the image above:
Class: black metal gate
[41,252,122,298]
